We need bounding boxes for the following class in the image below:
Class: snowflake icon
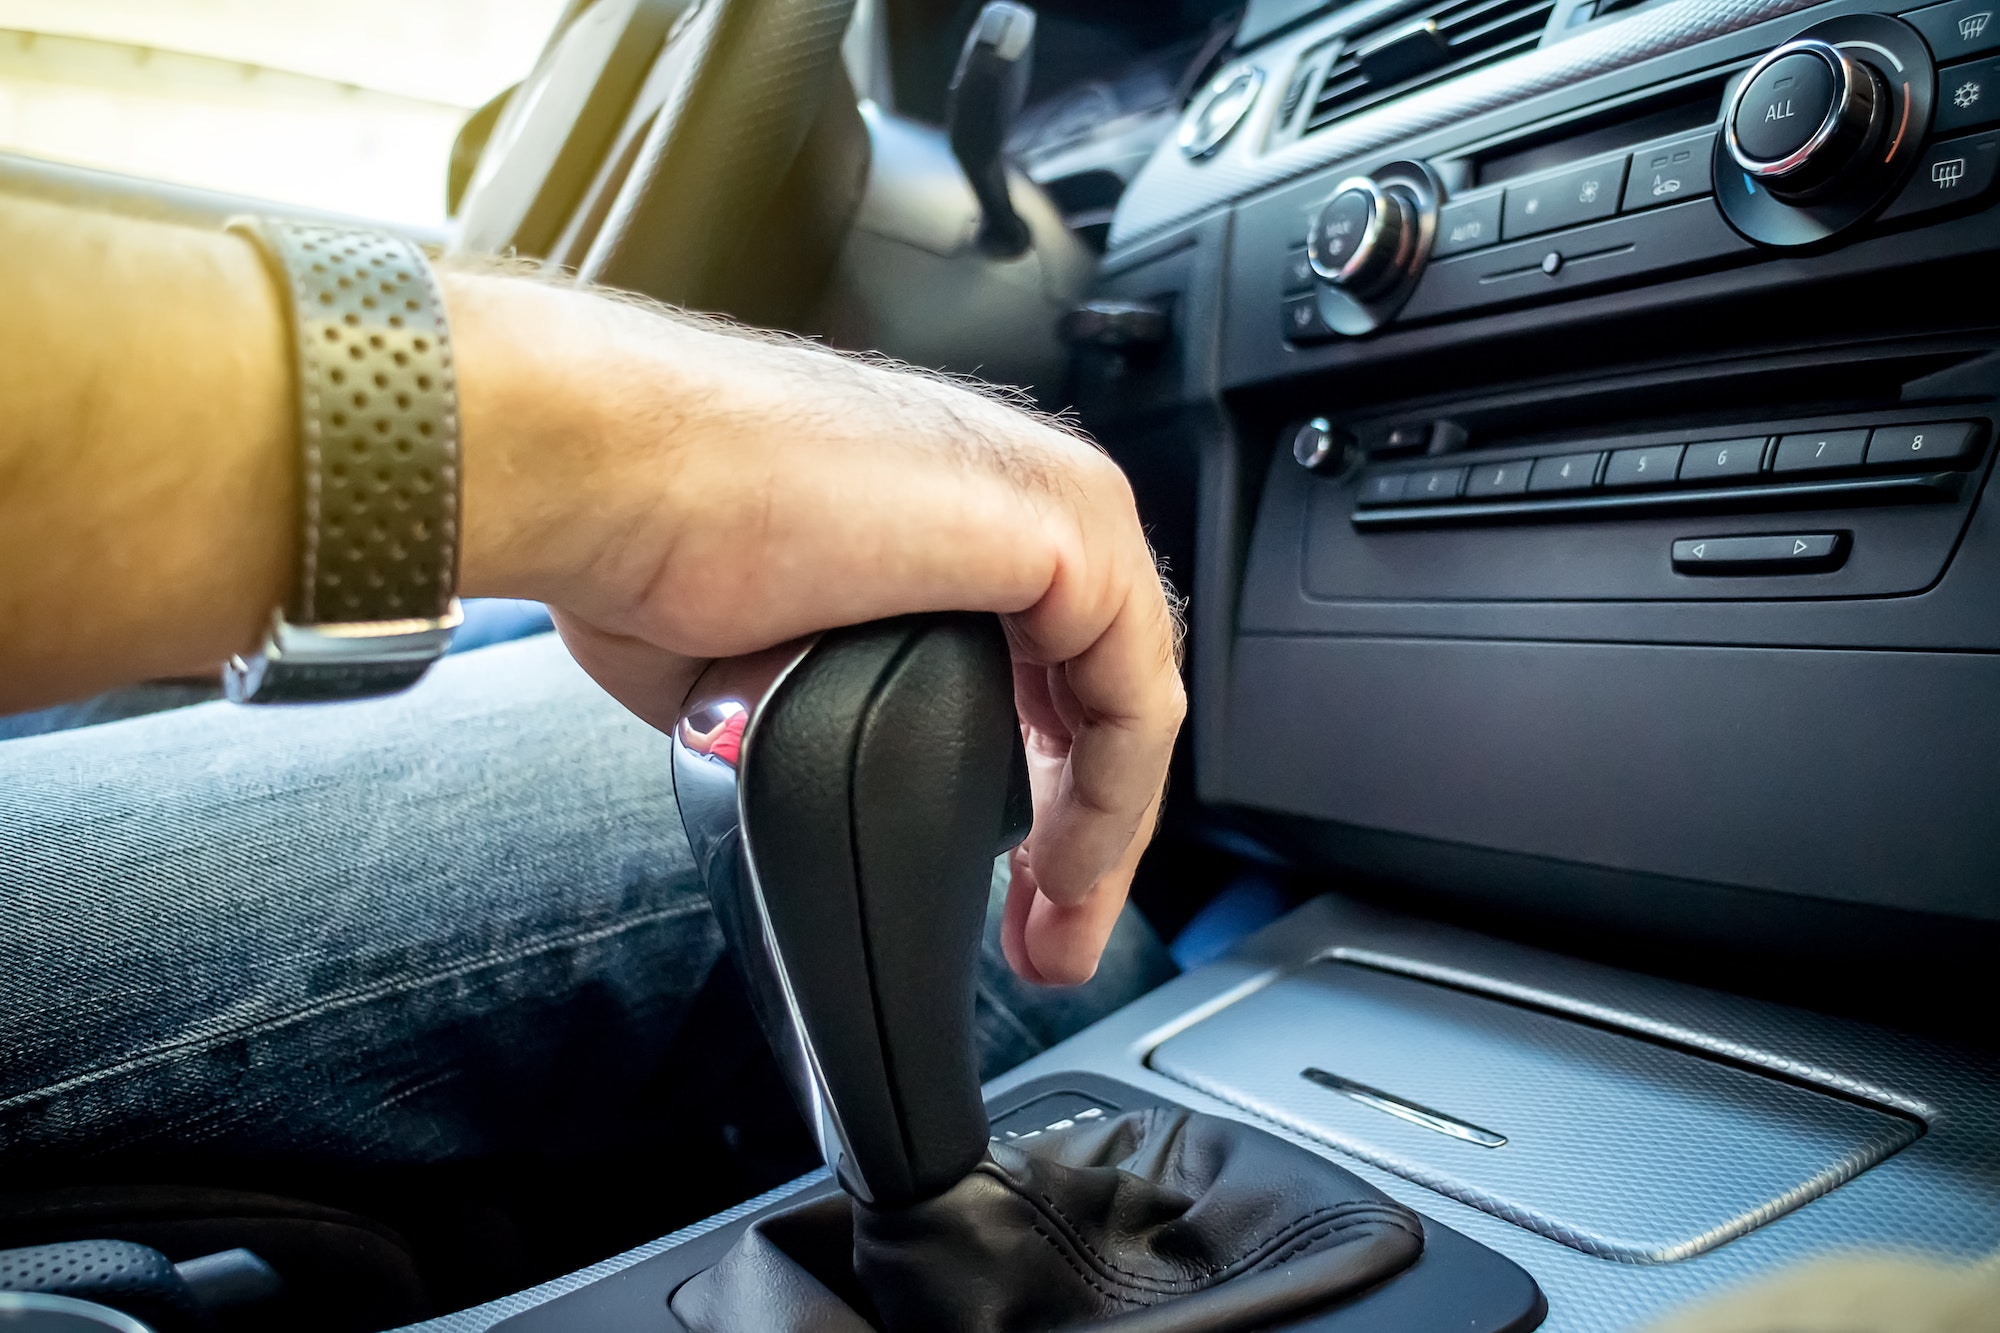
[1954,80,1982,110]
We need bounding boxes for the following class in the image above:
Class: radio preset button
[1358,472,1409,506]
[1501,156,1627,240]
[1773,429,1869,472]
[1602,445,1685,488]
[1434,192,1503,256]
[1466,459,1534,498]
[1679,437,1768,482]
[1405,467,1468,502]
[1527,452,1604,493]
[1865,421,1980,466]
[1622,132,1716,212]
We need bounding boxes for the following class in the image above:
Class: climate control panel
[1275,2,1999,345]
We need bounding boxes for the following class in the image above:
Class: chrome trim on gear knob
[669,638,881,1205]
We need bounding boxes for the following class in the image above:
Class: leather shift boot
[673,1108,1424,1332]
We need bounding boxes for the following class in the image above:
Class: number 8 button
[1865,422,1981,467]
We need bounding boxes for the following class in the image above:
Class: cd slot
[1352,470,1964,528]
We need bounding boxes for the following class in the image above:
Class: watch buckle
[225,602,465,704]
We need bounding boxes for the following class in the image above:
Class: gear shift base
[479,1077,1544,1332]
[655,1077,1546,1333]
[676,1103,1428,1333]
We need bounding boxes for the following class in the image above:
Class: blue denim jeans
[0,634,1174,1177]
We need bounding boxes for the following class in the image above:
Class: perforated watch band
[224,219,463,703]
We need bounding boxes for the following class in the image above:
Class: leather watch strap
[236,219,459,622]
[224,219,463,703]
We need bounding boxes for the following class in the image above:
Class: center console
[1080,0,2000,944]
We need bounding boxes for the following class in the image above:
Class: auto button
[1434,192,1502,256]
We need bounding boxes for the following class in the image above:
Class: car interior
[2,0,1999,1328]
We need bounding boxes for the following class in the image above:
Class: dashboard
[1077,0,2000,963]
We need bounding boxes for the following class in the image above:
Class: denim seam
[0,899,712,1115]
[976,978,1045,1050]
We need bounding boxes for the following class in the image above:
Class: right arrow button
[1672,533,1847,574]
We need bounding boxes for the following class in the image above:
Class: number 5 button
[1865,422,1980,467]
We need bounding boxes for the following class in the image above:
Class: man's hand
[446,273,1184,986]
[0,197,1182,987]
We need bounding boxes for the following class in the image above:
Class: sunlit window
[0,0,569,230]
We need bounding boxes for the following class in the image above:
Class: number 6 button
[1679,437,1768,482]
[1865,422,1980,467]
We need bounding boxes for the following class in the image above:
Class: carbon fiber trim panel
[987,895,2000,1333]
[1148,960,1922,1263]
[1109,0,1827,250]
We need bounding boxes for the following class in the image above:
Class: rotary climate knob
[1724,39,1887,200]
[1307,178,1415,299]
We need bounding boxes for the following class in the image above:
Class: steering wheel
[458,0,857,310]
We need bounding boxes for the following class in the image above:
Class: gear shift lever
[672,618,1445,1333]
[671,614,1030,1208]
[947,2,1037,258]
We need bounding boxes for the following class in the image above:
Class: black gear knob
[672,614,1031,1208]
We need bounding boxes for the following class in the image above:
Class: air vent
[1305,0,1557,133]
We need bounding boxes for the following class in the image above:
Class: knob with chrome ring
[1307,177,1415,299]
[1724,38,1887,200]
[1710,13,1937,248]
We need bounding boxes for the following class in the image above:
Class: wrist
[448,270,705,615]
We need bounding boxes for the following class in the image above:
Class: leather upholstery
[672,1107,1425,1332]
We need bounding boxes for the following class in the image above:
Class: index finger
[1003,543,1184,979]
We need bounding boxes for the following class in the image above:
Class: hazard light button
[1672,533,1847,574]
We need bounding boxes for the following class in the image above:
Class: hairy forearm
[0,199,688,713]
[0,196,292,710]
